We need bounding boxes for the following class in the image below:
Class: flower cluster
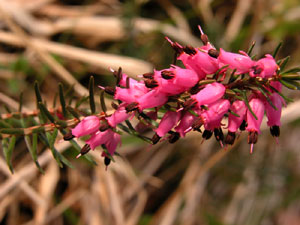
[65,26,297,167]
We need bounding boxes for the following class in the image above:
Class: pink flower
[264,93,283,127]
[137,90,168,110]
[114,85,148,103]
[175,111,197,137]
[228,100,247,133]
[202,99,230,130]
[105,132,121,155]
[218,48,254,74]
[72,116,100,138]
[178,48,219,76]
[153,67,199,95]
[250,54,278,78]
[155,111,181,137]
[86,129,120,155]
[246,98,265,133]
[191,82,225,108]
[106,104,131,127]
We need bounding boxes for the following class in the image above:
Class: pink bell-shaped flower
[155,111,181,137]
[114,85,148,103]
[228,100,247,133]
[178,48,219,75]
[265,93,283,127]
[106,104,131,128]
[72,116,100,138]
[246,98,265,134]
[250,54,278,78]
[218,48,254,74]
[137,90,168,110]
[202,99,230,131]
[191,82,226,108]
[175,111,197,137]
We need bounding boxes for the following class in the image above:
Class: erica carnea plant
[1,27,300,171]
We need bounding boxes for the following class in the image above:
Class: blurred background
[0,0,300,224]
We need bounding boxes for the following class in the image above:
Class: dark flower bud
[104,86,115,95]
[104,157,111,167]
[171,42,184,54]
[247,131,258,144]
[239,120,247,131]
[161,70,175,80]
[125,102,139,112]
[168,131,180,143]
[143,72,154,79]
[80,144,91,156]
[270,126,280,137]
[111,102,119,110]
[225,132,236,145]
[214,128,224,142]
[208,49,219,58]
[152,133,161,145]
[200,34,209,45]
[145,79,159,88]
[202,130,213,140]
[63,131,75,141]
[183,45,197,55]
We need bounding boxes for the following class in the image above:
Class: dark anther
[104,86,115,95]
[225,131,236,145]
[104,157,111,166]
[111,102,119,110]
[183,98,197,110]
[239,120,247,131]
[208,49,219,58]
[189,83,201,95]
[125,102,139,112]
[214,128,224,142]
[192,117,203,130]
[99,122,110,132]
[270,126,280,137]
[247,131,258,144]
[80,144,91,156]
[115,67,122,86]
[171,42,184,54]
[200,34,209,45]
[145,79,159,88]
[183,45,197,55]
[161,70,175,80]
[63,131,75,141]
[202,130,213,140]
[152,133,161,145]
[143,72,154,79]
[168,131,180,143]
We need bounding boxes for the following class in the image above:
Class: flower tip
[109,67,115,73]
[198,25,204,35]
[165,36,173,44]
[76,153,82,159]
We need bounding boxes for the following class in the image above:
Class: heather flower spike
[50,25,300,169]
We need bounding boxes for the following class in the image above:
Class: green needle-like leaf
[89,76,96,114]
[38,102,55,123]
[59,83,68,118]
[281,67,300,75]
[247,41,256,56]
[2,136,16,173]
[277,56,290,72]
[66,106,80,120]
[100,90,107,114]
[272,41,282,58]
